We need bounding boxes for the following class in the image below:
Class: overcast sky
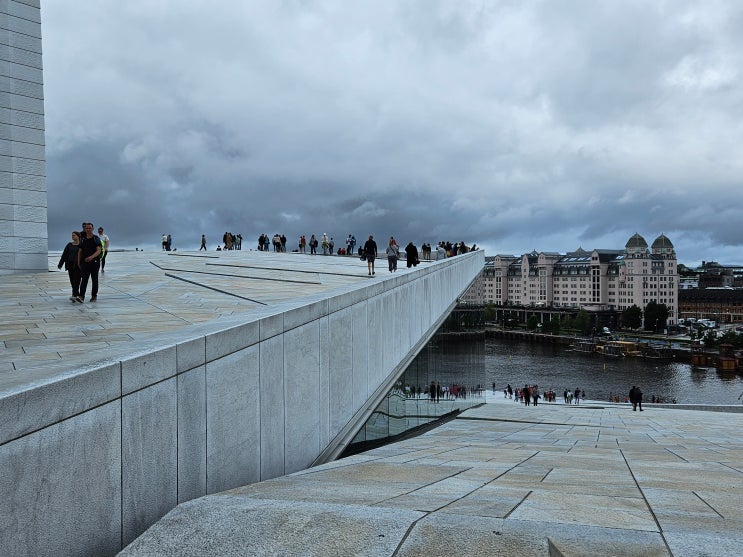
[41,1,743,265]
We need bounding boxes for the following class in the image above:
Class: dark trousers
[67,267,81,297]
[100,252,107,270]
[79,261,100,299]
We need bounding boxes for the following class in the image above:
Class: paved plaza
[0,249,381,395]
[121,394,743,556]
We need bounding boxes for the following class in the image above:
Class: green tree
[716,330,743,348]
[545,318,561,334]
[677,263,693,276]
[689,327,700,343]
[527,315,539,331]
[574,310,591,335]
[644,301,669,332]
[483,303,496,322]
[702,328,718,347]
[622,305,642,330]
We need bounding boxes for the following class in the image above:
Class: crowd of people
[499,383,656,410]
[57,226,477,302]
[500,383,589,405]
[222,232,243,250]
[58,223,109,303]
[195,230,478,260]
[195,230,478,281]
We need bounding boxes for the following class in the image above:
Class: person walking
[630,386,644,411]
[385,237,399,272]
[200,234,207,251]
[77,222,102,302]
[97,227,109,272]
[58,230,81,302]
[405,242,419,268]
[363,234,377,275]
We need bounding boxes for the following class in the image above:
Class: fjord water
[486,338,743,405]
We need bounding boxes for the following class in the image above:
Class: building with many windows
[678,288,743,324]
[460,233,678,323]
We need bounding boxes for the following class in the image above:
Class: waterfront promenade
[122,394,743,556]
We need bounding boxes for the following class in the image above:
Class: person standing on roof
[77,222,102,303]
[97,226,109,272]
[363,234,377,275]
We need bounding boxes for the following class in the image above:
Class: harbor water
[487,337,743,405]
[349,333,743,451]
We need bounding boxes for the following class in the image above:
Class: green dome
[651,234,674,250]
[625,233,648,249]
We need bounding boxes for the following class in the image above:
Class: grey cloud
[41,1,743,265]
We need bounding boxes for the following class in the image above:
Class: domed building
[625,233,648,256]
[462,233,678,326]
[651,234,675,258]
[615,233,678,324]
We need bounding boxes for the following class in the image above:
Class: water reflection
[348,333,486,450]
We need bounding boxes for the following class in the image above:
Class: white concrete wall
[0,0,48,274]
[0,251,484,556]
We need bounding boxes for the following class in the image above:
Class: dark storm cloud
[41,1,743,264]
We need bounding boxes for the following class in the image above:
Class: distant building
[461,233,678,324]
[678,288,743,324]
[679,276,699,290]
[690,261,743,289]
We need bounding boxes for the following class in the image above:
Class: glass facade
[343,329,486,455]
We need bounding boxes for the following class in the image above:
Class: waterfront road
[120,394,743,556]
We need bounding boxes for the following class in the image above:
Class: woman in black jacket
[405,242,419,268]
[58,231,82,302]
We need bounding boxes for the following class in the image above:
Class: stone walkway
[120,395,743,556]
[0,250,380,394]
